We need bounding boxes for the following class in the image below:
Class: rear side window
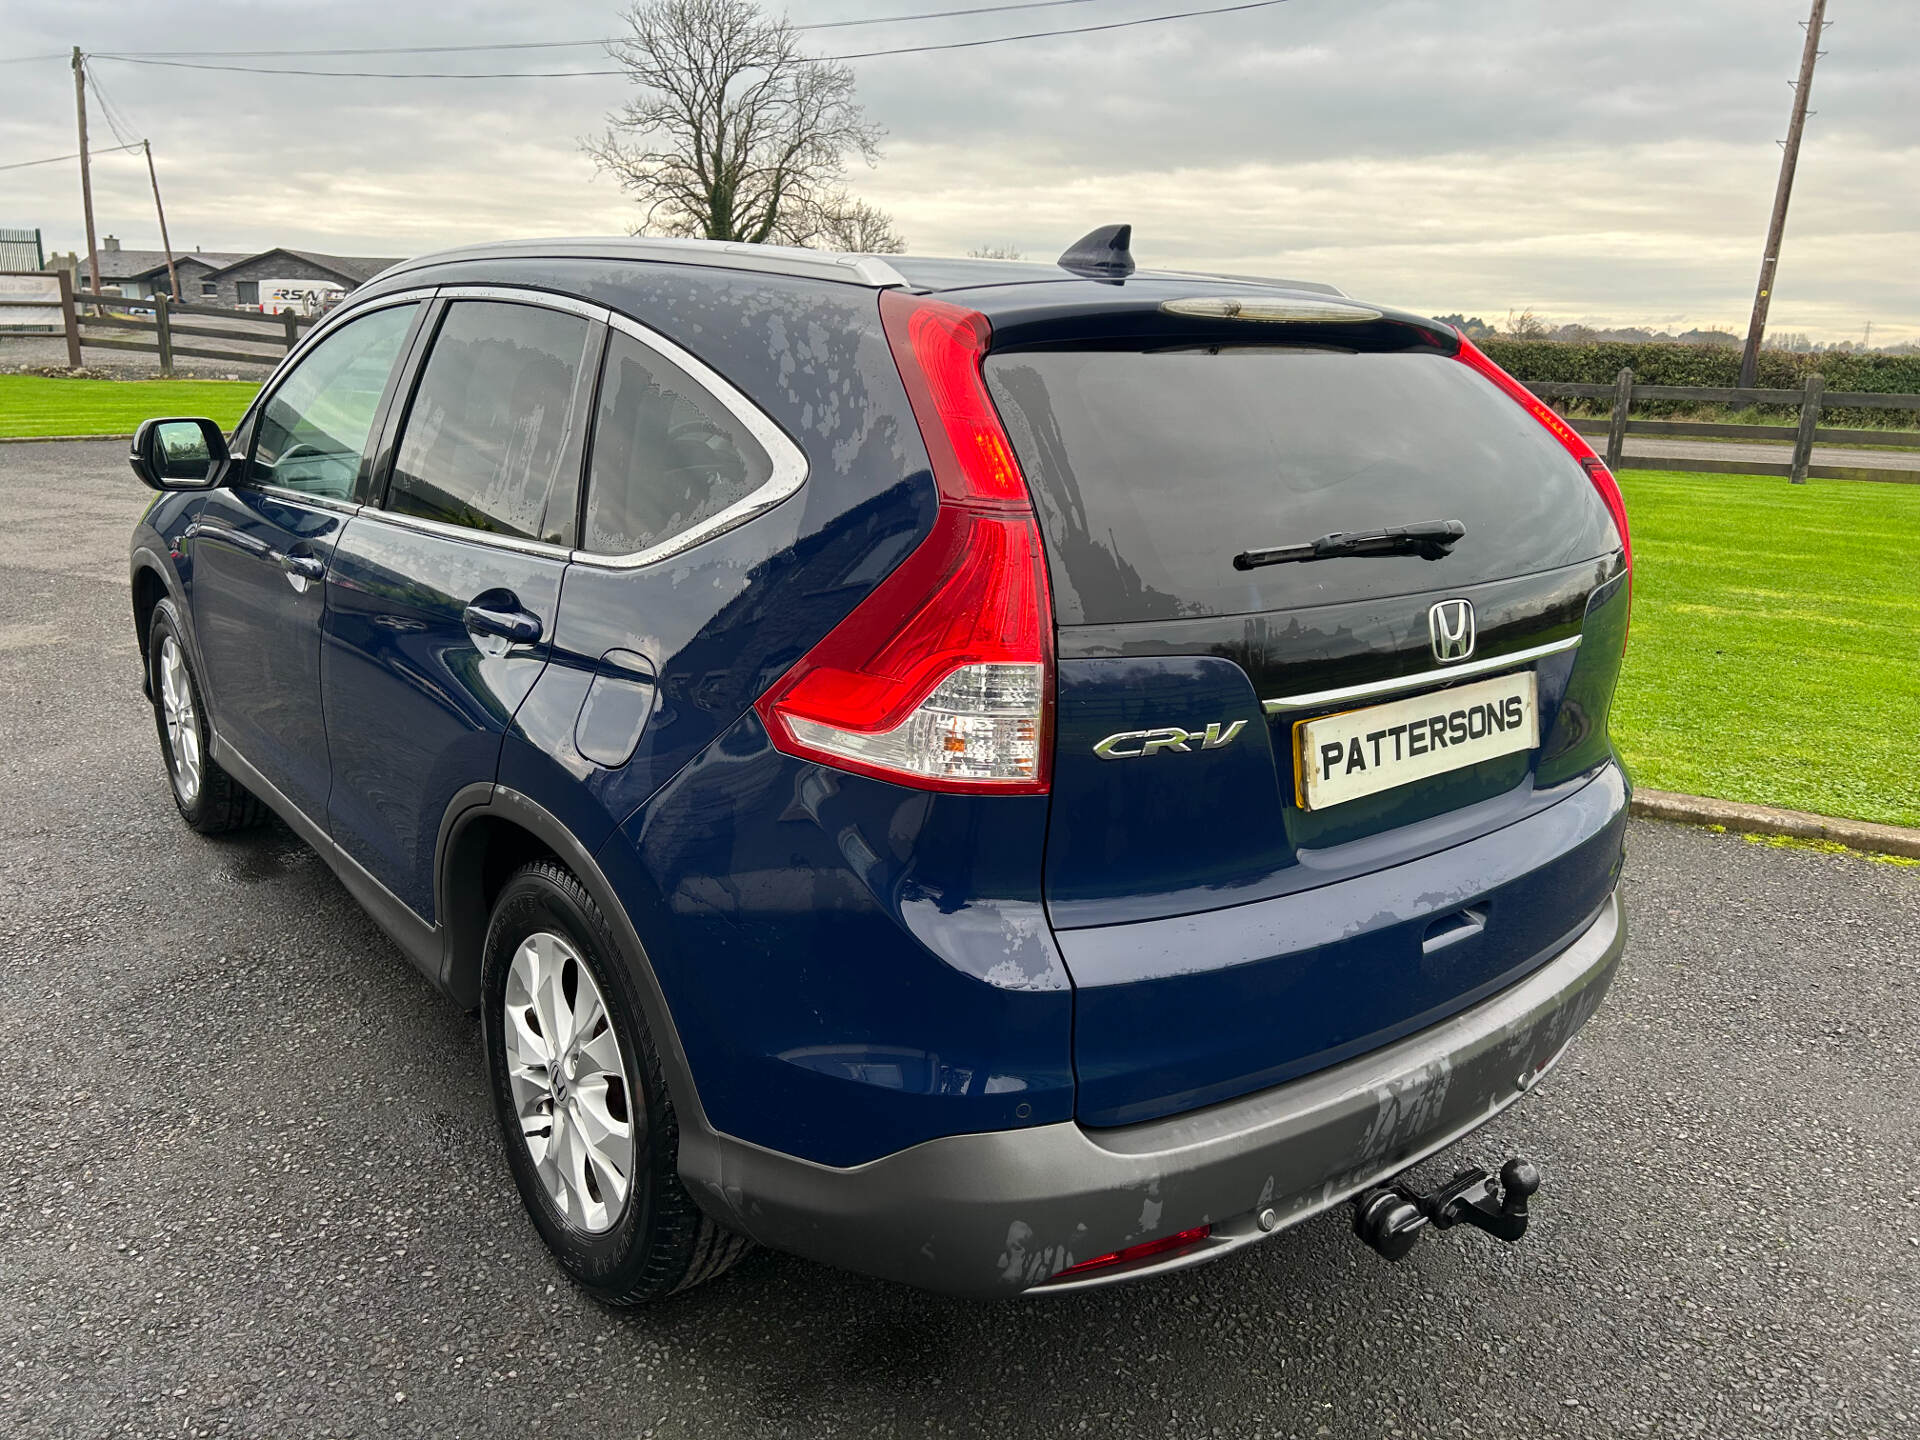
[986,347,1618,625]
[580,329,771,557]
[251,303,417,500]
[388,300,596,544]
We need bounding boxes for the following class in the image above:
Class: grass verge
[0,375,261,438]
[1613,469,1920,829]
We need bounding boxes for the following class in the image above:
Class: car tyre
[482,859,751,1303]
[147,598,268,834]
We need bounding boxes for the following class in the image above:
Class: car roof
[370,236,1346,301]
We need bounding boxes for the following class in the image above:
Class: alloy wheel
[502,931,638,1234]
[158,635,202,803]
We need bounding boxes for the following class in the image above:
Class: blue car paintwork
[185,485,345,823]
[1064,762,1628,1126]
[321,512,569,920]
[595,710,1073,1169]
[499,479,934,860]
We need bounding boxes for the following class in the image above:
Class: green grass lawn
[1614,469,1920,828]
[0,375,261,438]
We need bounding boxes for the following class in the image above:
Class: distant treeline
[1436,313,1914,356]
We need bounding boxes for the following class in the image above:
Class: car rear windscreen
[985,346,1618,626]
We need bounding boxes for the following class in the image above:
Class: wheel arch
[433,785,713,1139]
[129,546,186,697]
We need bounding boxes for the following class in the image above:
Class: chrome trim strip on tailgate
[1261,634,1583,714]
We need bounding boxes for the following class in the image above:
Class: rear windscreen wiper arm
[1233,519,1467,571]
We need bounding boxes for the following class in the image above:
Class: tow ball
[1351,1157,1541,1261]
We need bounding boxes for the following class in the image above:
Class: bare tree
[967,243,1023,260]
[1504,308,1549,340]
[811,193,906,254]
[585,0,892,245]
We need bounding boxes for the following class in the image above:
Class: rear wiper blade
[1233,519,1467,571]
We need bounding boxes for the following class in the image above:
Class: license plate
[1293,670,1539,811]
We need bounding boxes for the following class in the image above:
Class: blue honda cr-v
[127,228,1630,1301]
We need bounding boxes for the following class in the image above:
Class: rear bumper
[681,884,1626,1297]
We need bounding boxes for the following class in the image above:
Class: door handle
[280,553,325,582]
[462,600,543,646]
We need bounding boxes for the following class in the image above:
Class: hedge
[1480,340,1920,427]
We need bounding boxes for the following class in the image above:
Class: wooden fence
[1524,369,1920,484]
[0,269,317,373]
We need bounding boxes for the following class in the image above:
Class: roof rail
[369,236,911,291]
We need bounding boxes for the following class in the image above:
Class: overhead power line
[88,0,1291,78]
[59,1,1109,63]
[83,59,144,148]
[0,139,144,173]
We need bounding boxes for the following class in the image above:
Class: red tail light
[1047,1225,1214,1283]
[753,292,1054,793]
[1452,332,1632,580]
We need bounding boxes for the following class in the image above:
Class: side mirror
[129,418,231,491]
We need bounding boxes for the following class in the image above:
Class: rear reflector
[753,293,1054,793]
[1047,1225,1214,1283]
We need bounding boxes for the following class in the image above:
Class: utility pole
[1738,0,1828,389]
[71,47,102,302]
[143,141,179,301]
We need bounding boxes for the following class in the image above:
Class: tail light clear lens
[753,293,1054,793]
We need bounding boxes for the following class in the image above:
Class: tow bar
[1351,1157,1541,1261]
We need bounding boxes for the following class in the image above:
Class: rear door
[321,293,602,920]
[982,305,1631,1123]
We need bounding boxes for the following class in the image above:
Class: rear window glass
[388,300,595,545]
[986,347,1617,625]
[581,330,772,557]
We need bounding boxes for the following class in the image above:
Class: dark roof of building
[83,248,250,280]
[80,245,403,288]
[202,248,404,285]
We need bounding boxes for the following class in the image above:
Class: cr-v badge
[1093,720,1248,760]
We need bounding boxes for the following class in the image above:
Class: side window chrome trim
[433,284,611,326]
[248,486,363,516]
[354,504,576,562]
[572,310,809,571]
[241,287,440,434]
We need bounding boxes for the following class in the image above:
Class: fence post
[1605,367,1633,471]
[154,292,174,377]
[1791,373,1824,485]
[282,310,298,354]
[55,267,82,369]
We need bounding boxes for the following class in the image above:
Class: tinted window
[986,347,1618,625]
[388,301,595,544]
[250,303,417,500]
[581,330,771,556]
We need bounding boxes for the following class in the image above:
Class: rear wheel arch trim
[434,784,713,1140]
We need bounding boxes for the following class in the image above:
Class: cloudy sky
[4,0,1915,342]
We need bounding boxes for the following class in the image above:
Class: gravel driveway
[3,440,1917,1439]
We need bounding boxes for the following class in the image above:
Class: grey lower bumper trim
[681,887,1625,1299]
